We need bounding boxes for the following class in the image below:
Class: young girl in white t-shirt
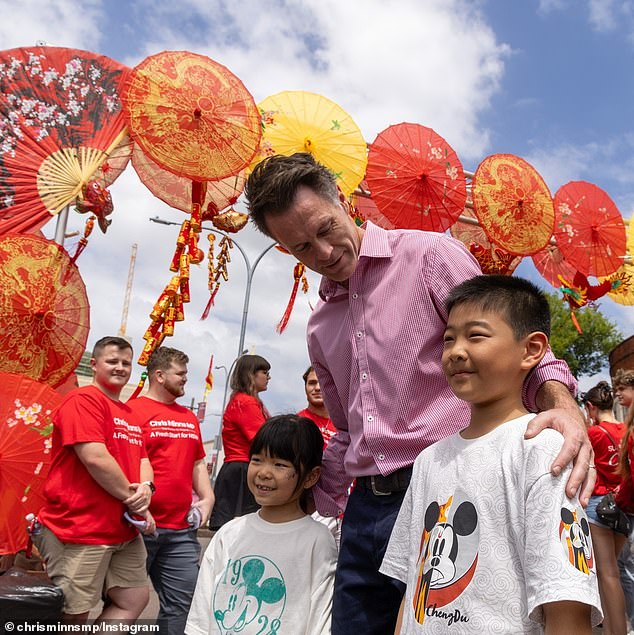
[186,414,337,635]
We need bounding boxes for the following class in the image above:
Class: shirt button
[352,293,358,299]
[378,454,385,461]
[367,415,373,422]
[356,331,363,338]
[361,373,368,380]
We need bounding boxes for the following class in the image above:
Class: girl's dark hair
[582,381,614,411]
[249,414,323,504]
[230,354,271,397]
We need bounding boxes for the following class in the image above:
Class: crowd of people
[28,152,634,634]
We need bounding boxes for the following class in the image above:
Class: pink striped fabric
[309,222,576,516]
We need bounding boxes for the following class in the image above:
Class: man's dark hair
[245,153,339,236]
[92,336,132,358]
[445,275,551,339]
[302,365,314,385]
[146,346,189,375]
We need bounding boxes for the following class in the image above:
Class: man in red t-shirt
[297,365,337,446]
[35,336,155,623]
[128,347,214,635]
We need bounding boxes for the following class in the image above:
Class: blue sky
[1,0,632,440]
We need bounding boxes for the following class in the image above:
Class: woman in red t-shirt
[583,381,626,635]
[209,354,271,530]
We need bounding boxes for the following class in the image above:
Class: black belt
[356,465,413,496]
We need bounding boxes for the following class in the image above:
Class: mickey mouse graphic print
[186,513,337,635]
[380,414,602,634]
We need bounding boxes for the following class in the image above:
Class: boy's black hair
[92,336,132,358]
[445,275,551,339]
[249,414,323,502]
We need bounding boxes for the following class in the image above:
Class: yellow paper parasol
[606,215,634,305]
[251,90,367,196]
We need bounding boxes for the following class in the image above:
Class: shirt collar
[318,221,393,301]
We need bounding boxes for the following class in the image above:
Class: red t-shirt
[221,393,267,462]
[297,408,337,448]
[39,385,145,544]
[129,397,206,529]
[588,420,626,496]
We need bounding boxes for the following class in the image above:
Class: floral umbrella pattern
[0,372,60,554]
[0,46,130,234]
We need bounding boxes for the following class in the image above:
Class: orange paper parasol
[131,143,245,216]
[0,234,90,387]
[251,90,367,197]
[450,207,522,275]
[0,46,131,235]
[531,242,577,288]
[365,123,467,232]
[0,372,60,554]
[553,181,626,277]
[123,50,261,181]
[472,154,555,255]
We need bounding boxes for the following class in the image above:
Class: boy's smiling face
[441,303,532,410]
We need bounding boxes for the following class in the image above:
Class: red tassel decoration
[129,371,148,400]
[69,216,95,266]
[276,262,305,334]
[200,285,220,320]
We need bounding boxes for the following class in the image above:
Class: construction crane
[118,243,138,338]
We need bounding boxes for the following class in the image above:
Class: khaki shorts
[33,526,148,615]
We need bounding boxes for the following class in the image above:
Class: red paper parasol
[531,242,577,288]
[450,207,522,275]
[123,50,261,181]
[350,181,394,230]
[0,372,61,554]
[553,181,626,277]
[472,154,554,255]
[131,143,245,217]
[365,123,467,232]
[0,233,90,387]
[0,46,131,235]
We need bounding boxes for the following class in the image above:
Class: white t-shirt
[186,512,337,635]
[380,414,602,634]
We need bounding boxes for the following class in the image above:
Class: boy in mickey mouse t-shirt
[380,276,601,634]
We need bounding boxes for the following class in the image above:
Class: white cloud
[0,0,104,50]
[588,0,618,31]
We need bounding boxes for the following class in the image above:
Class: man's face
[264,185,363,282]
[304,370,324,409]
[615,384,634,409]
[157,361,188,399]
[90,345,132,395]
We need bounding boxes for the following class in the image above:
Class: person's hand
[524,408,595,505]
[123,482,152,514]
[141,511,156,536]
[192,498,214,526]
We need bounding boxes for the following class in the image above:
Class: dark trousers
[332,485,406,635]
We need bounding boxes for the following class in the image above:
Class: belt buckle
[370,475,391,496]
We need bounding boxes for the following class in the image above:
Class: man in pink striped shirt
[245,153,592,635]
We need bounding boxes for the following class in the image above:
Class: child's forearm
[543,601,592,635]
[394,596,405,635]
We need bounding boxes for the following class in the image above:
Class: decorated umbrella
[450,207,522,275]
[0,233,90,387]
[0,372,61,555]
[350,181,395,230]
[251,90,367,197]
[123,50,261,181]
[531,242,577,288]
[130,143,246,219]
[471,154,554,255]
[606,214,634,305]
[0,46,131,235]
[365,123,467,232]
[123,51,261,364]
[553,181,626,277]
